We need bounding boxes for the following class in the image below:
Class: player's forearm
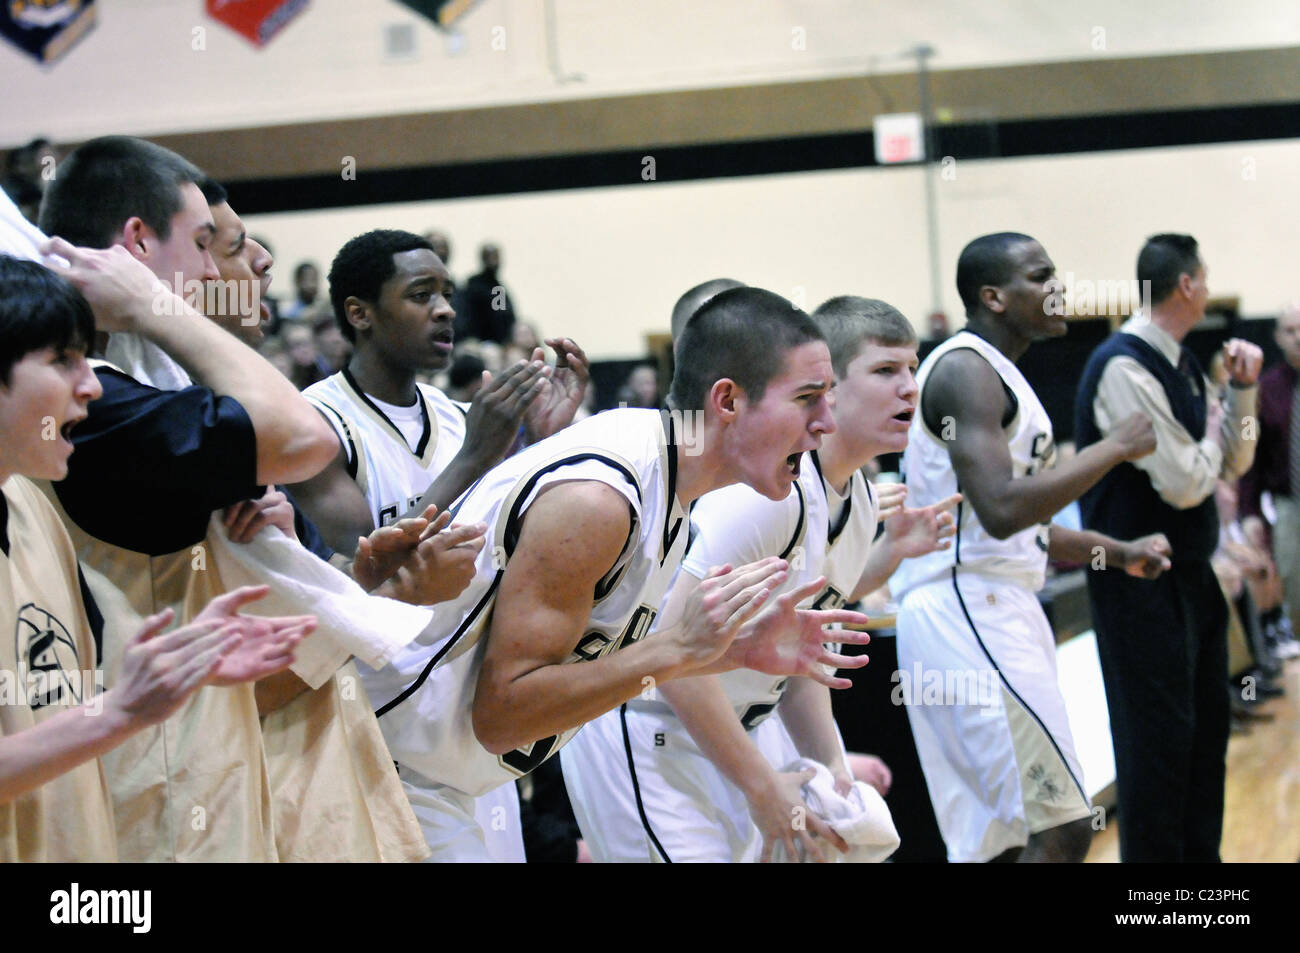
[406,452,491,520]
[1220,386,1258,478]
[1047,525,1126,568]
[852,542,903,602]
[777,678,846,773]
[659,677,780,801]
[0,696,134,804]
[473,635,691,755]
[129,301,336,484]
[978,439,1125,539]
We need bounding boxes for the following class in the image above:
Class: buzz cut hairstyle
[670,277,745,342]
[955,231,1037,317]
[0,255,96,386]
[37,136,205,250]
[667,286,825,412]
[812,296,918,379]
[327,229,434,342]
[1137,233,1201,306]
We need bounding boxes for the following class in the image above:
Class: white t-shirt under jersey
[304,369,468,528]
[651,450,878,728]
[890,330,1055,596]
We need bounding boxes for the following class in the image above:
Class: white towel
[105,332,194,392]
[0,187,46,262]
[776,757,901,864]
[106,334,432,688]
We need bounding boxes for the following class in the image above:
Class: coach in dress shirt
[1074,233,1261,862]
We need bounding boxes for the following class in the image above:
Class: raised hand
[109,610,242,725]
[883,491,960,559]
[726,577,870,689]
[1109,411,1157,462]
[670,558,789,669]
[463,358,550,468]
[351,504,446,592]
[40,237,176,334]
[379,519,489,606]
[750,768,847,864]
[189,585,313,686]
[1121,533,1172,579]
[1222,338,1263,388]
[223,488,298,544]
[874,481,907,521]
[524,338,591,443]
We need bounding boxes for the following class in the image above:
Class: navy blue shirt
[55,367,333,561]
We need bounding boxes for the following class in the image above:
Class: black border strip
[226,102,1300,215]
[619,702,672,863]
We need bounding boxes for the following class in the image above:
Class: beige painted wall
[243,136,1298,359]
[4,0,1299,145]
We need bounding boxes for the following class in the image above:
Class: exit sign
[874,113,926,164]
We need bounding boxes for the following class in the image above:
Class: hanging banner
[396,0,484,30]
[206,0,309,48]
[1,0,97,64]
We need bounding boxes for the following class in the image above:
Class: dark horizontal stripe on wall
[226,101,1300,215]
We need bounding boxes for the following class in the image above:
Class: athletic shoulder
[923,346,1008,432]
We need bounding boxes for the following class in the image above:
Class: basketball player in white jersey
[892,232,1171,862]
[365,287,873,861]
[289,229,590,862]
[562,296,959,862]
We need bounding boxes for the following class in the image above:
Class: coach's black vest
[1074,331,1219,563]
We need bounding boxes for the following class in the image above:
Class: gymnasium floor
[1086,657,1300,863]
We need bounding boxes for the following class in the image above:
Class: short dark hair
[198,175,227,207]
[668,287,824,412]
[670,278,745,342]
[812,296,917,378]
[1138,233,1201,305]
[0,255,96,386]
[328,230,433,342]
[955,232,1036,316]
[449,352,486,390]
[38,136,205,249]
[294,261,318,282]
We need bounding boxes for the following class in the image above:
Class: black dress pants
[1085,560,1229,862]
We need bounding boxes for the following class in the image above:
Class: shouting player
[363,286,872,860]
[562,296,958,862]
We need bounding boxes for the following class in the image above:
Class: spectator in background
[283,321,328,390]
[455,242,516,344]
[2,138,58,225]
[1237,300,1300,659]
[504,320,542,366]
[617,363,660,408]
[259,336,294,380]
[281,260,320,321]
[312,311,351,373]
[423,230,452,270]
[445,352,487,403]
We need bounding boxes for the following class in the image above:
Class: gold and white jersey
[0,477,117,863]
